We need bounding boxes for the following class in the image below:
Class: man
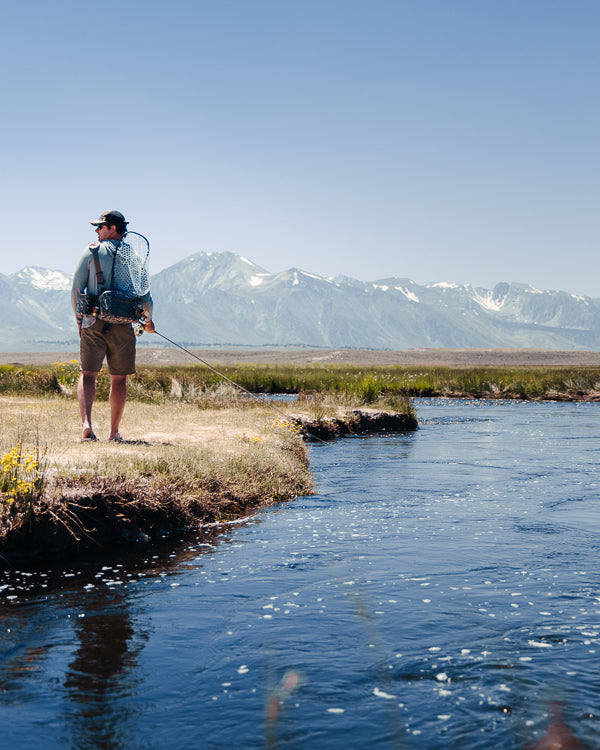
[71,210,155,442]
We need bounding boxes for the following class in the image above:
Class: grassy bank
[0,375,416,564]
[0,395,313,563]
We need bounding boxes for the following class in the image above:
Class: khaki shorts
[80,319,136,375]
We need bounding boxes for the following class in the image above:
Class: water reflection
[0,525,244,748]
[63,588,147,750]
[0,636,49,693]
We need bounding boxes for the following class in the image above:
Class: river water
[1,399,599,749]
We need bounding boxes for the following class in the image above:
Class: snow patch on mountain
[396,286,420,303]
[301,270,330,283]
[16,267,71,291]
[430,282,460,289]
[471,290,506,312]
[239,255,266,272]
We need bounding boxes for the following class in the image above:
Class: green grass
[3,361,599,404]
[137,364,600,401]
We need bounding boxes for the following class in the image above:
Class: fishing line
[150,330,329,444]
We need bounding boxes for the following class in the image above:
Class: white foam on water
[374,688,396,699]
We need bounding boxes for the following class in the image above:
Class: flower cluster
[53,359,80,387]
[266,417,302,435]
[1,441,45,506]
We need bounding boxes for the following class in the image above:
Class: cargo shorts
[80,319,136,375]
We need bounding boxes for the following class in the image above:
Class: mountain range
[3,252,600,351]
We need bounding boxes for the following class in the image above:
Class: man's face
[95,223,120,241]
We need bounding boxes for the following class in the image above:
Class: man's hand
[143,320,156,333]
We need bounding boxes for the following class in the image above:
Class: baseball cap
[90,210,129,226]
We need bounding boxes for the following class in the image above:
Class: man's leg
[109,374,127,441]
[78,370,98,440]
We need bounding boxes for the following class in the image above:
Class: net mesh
[112,233,150,296]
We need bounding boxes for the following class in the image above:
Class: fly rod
[149,330,329,444]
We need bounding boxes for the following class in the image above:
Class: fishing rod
[153,330,265,399]
[115,236,325,439]
[147,329,329,444]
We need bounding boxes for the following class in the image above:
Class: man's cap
[90,210,128,227]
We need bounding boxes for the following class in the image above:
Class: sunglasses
[95,224,106,230]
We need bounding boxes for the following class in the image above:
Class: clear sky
[2,0,599,295]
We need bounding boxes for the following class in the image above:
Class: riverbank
[0,395,416,566]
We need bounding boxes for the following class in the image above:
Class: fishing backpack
[77,243,144,324]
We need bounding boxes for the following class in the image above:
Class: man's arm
[71,250,91,336]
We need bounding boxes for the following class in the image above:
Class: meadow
[2,360,600,403]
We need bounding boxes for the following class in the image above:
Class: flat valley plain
[4,347,600,367]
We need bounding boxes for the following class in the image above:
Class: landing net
[113,232,151,296]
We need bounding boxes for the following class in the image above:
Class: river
[0,399,599,749]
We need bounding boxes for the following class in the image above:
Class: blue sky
[3,0,599,295]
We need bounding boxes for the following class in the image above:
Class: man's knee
[110,374,128,393]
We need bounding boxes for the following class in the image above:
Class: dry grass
[0,394,314,562]
[1,394,298,467]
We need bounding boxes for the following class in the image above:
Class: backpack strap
[109,244,118,291]
[89,243,105,288]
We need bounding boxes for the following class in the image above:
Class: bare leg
[78,370,98,439]
[109,374,127,441]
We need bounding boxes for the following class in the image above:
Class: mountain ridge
[2,252,600,351]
